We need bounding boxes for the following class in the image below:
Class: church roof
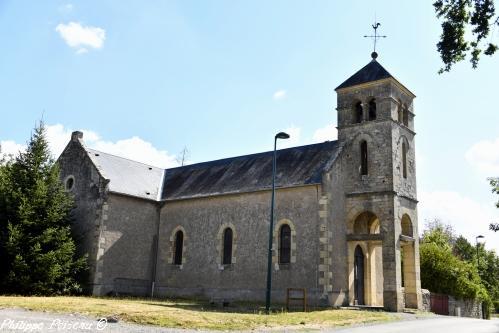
[79,141,341,202]
[335,59,393,90]
[85,148,164,201]
[161,141,340,201]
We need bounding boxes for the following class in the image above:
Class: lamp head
[275,132,290,140]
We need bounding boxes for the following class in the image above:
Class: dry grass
[0,296,394,330]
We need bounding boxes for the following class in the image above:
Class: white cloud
[2,124,178,169]
[419,190,499,253]
[55,22,105,54]
[312,124,338,143]
[90,137,178,168]
[0,140,25,160]
[465,137,499,175]
[273,90,287,100]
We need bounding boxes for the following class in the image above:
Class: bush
[420,243,488,301]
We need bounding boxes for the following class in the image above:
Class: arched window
[279,224,291,264]
[401,215,413,237]
[360,140,368,175]
[403,106,409,126]
[402,142,408,178]
[222,228,233,265]
[173,230,184,265]
[65,176,75,191]
[354,101,363,124]
[368,99,376,120]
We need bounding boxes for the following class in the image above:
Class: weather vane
[364,21,386,59]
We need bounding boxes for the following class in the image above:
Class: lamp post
[265,131,290,314]
[476,235,485,269]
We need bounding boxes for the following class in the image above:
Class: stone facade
[58,58,422,311]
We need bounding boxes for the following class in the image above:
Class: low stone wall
[421,289,431,312]
[448,295,482,318]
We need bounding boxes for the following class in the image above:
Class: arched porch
[400,214,420,309]
[347,212,384,306]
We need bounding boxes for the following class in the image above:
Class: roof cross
[364,21,386,59]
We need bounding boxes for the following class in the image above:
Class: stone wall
[155,186,323,305]
[58,133,108,294]
[449,295,483,318]
[96,193,159,296]
[421,289,431,312]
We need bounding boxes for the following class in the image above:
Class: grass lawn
[0,296,395,330]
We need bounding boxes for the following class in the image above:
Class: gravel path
[1,307,496,333]
[0,308,192,333]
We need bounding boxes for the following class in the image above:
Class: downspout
[150,171,166,298]
[150,203,161,298]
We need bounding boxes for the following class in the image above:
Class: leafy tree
[434,0,499,73]
[420,242,489,301]
[453,235,499,303]
[453,235,475,261]
[420,221,497,316]
[489,177,499,232]
[0,122,86,295]
[477,247,499,302]
[421,218,456,249]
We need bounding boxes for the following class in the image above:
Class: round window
[65,176,75,191]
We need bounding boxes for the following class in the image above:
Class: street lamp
[265,131,290,314]
[476,235,485,268]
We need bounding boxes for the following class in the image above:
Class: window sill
[277,263,291,270]
[219,264,234,271]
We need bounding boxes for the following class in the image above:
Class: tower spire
[363,21,387,60]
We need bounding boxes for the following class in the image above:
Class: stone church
[58,55,422,311]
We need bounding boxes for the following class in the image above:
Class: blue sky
[0,1,498,251]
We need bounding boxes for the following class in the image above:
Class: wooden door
[354,245,365,305]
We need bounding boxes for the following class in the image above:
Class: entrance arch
[400,214,420,308]
[354,245,365,305]
[348,211,383,307]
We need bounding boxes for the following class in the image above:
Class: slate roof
[85,148,164,200]
[161,141,340,200]
[80,140,340,202]
[336,59,393,90]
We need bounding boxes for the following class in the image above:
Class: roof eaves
[108,190,161,202]
[162,182,322,202]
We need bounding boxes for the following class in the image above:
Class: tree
[421,218,456,249]
[489,177,499,232]
[420,242,488,301]
[175,146,190,167]
[0,122,86,295]
[454,235,475,261]
[434,0,499,73]
[420,221,497,316]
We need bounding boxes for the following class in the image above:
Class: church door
[354,245,365,305]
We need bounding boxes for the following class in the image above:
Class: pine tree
[0,122,86,295]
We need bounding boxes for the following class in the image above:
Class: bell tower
[335,53,422,311]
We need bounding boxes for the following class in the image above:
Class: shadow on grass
[97,295,351,315]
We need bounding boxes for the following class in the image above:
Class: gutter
[150,170,166,297]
